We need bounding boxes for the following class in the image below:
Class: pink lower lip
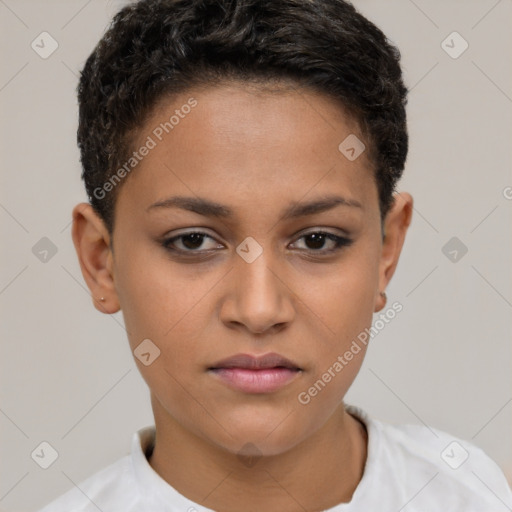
[209,367,301,393]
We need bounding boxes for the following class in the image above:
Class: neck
[147,400,367,512]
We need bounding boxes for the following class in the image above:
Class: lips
[208,353,302,394]
[208,352,302,371]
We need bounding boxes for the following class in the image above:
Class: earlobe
[374,192,413,312]
[71,203,120,314]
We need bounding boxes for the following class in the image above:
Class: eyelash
[161,230,353,258]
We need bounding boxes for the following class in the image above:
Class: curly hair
[77,0,408,234]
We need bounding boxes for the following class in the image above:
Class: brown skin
[72,82,413,512]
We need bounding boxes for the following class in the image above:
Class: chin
[204,408,311,458]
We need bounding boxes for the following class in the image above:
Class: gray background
[1,0,511,510]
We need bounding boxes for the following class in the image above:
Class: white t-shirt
[37,406,512,511]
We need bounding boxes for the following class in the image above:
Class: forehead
[115,82,378,222]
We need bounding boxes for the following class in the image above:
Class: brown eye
[178,233,207,250]
[163,232,223,253]
[303,233,329,250]
[290,231,352,254]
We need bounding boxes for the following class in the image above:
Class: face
[73,81,412,457]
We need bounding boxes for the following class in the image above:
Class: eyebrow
[146,194,362,220]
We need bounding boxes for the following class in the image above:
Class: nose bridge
[238,244,278,299]
[224,238,294,333]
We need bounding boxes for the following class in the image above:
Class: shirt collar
[129,405,378,511]
[130,425,216,511]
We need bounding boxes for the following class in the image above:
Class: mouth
[208,352,303,394]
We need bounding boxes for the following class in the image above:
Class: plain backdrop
[1,0,511,510]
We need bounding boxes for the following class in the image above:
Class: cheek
[114,239,213,346]
[114,250,213,420]
[297,346,367,406]
[298,248,379,342]
[292,244,378,396]
[293,265,375,422]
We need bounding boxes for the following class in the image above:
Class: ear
[374,192,413,312]
[71,203,120,314]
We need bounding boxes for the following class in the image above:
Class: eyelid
[295,226,350,238]
[161,227,353,257]
[289,230,352,252]
[163,230,223,249]
[163,226,349,243]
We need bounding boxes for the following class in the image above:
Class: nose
[219,246,295,335]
